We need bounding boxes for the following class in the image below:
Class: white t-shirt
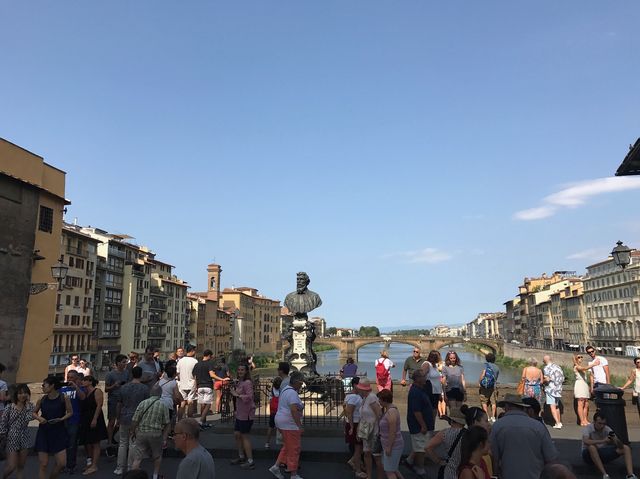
[344,393,363,423]
[589,356,609,384]
[177,356,198,390]
[275,386,304,431]
[581,423,613,450]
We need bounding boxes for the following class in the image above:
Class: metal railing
[219,376,346,426]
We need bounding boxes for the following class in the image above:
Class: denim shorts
[582,445,620,465]
[545,393,560,405]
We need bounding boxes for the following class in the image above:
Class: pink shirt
[235,379,255,420]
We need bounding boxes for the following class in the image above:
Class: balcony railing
[66,245,88,258]
[100,331,121,338]
[150,301,167,311]
[108,247,125,258]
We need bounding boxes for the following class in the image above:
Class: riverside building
[584,253,640,355]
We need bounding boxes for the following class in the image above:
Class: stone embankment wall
[503,344,635,382]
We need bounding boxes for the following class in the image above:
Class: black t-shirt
[192,360,214,388]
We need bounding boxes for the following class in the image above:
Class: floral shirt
[543,363,564,397]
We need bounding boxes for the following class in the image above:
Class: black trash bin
[594,384,629,444]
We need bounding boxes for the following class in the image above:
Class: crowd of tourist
[1,342,640,479]
[337,346,640,479]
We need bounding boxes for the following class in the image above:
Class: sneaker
[626,475,638,479]
[86,458,92,467]
[269,465,285,479]
[113,467,124,475]
[414,468,426,476]
[199,423,212,430]
[603,475,610,479]
[240,461,256,470]
[264,442,271,449]
[291,475,304,479]
[553,423,563,429]
[230,457,247,465]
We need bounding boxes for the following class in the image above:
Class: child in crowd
[265,376,282,449]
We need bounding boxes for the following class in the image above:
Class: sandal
[347,459,355,470]
[355,472,368,479]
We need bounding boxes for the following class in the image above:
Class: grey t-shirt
[177,444,215,479]
[443,365,464,391]
[118,382,150,425]
[105,369,130,404]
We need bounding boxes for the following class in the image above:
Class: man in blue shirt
[405,369,434,476]
[60,369,86,474]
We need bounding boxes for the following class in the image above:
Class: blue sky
[2,2,640,329]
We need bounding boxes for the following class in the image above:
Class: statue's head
[296,272,310,293]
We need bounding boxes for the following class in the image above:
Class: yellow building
[220,287,281,355]
[49,224,100,374]
[189,264,231,356]
[0,138,70,382]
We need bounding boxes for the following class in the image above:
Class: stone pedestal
[286,317,317,377]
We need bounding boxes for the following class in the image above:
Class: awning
[615,347,623,352]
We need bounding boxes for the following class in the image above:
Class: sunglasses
[577,356,583,359]
[587,350,595,354]
[413,351,420,354]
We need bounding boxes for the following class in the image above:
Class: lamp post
[50,255,69,291]
[611,241,633,270]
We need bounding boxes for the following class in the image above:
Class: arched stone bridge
[314,336,503,361]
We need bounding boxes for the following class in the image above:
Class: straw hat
[356,377,372,392]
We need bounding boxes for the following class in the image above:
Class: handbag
[516,378,525,396]
[437,428,466,479]
[357,420,374,441]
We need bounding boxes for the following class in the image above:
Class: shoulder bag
[437,428,466,479]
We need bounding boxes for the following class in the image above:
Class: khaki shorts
[180,389,197,402]
[410,432,428,452]
[198,387,214,404]
[130,432,163,461]
[479,387,498,405]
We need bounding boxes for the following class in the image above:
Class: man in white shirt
[177,345,198,419]
[586,345,610,392]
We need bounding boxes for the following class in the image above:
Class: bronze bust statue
[283,272,322,376]
[284,272,322,317]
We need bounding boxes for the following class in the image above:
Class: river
[315,342,521,384]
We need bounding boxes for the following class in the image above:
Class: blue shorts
[582,445,620,465]
[546,393,560,405]
[234,418,254,434]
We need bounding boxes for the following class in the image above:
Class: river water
[315,342,521,384]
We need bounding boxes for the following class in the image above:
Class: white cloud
[514,176,640,221]
[513,206,556,221]
[384,247,453,264]
[566,248,606,262]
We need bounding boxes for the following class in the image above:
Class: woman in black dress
[34,376,72,479]
[78,376,108,475]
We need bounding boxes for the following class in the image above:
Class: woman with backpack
[375,350,395,392]
[477,353,500,423]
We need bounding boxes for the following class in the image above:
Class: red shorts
[214,380,223,390]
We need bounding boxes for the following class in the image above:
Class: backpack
[375,359,390,385]
[480,363,496,388]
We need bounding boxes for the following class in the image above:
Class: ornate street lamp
[50,255,69,291]
[611,241,633,270]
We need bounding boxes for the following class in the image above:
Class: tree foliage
[359,326,381,337]
[326,326,338,336]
